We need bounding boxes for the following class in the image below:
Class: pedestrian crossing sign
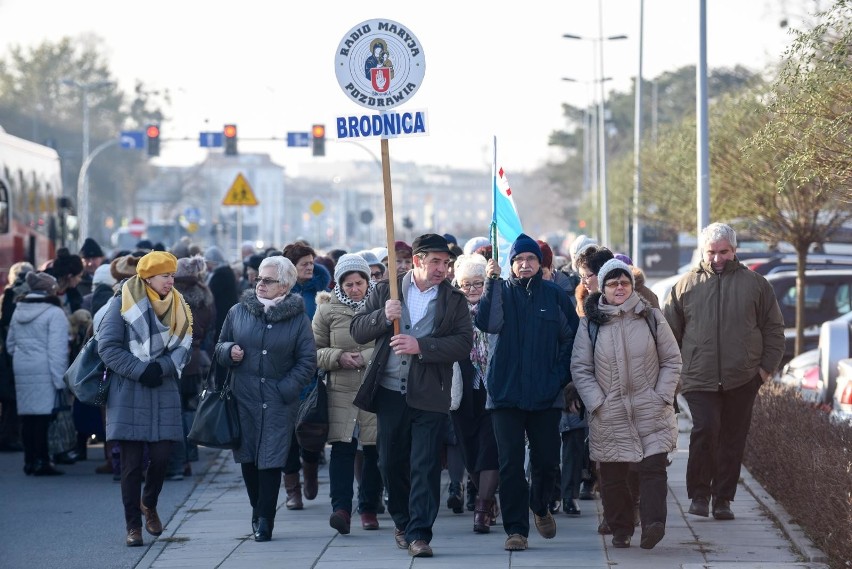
[222,173,259,206]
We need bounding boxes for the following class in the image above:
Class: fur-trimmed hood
[238,288,306,322]
[315,290,333,306]
[584,290,653,326]
[174,276,214,310]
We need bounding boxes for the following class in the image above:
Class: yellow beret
[136,251,178,279]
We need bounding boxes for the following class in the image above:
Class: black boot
[254,517,273,542]
[447,482,463,513]
[465,477,476,512]
[32,460,64,476]
[251,508,259,534]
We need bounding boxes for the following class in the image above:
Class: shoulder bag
[187,363,241,450]
[65,334,110,406]
[295,371,329,453]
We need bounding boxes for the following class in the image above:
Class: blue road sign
[199,132,224,148]
[120,131,145,149]
[287,132,310,147]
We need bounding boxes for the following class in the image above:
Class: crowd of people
[0,221,785,555]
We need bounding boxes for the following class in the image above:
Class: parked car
[818,311,852,405]
[768,269,852,364]
[775,348,820,401]
[744,253,852,275]
[830,359,852,424]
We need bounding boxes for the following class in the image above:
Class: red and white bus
[0,126,64,283]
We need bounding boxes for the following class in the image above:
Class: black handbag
[295,371,329,453]
[65,335,110,406]
[187,364,241,450]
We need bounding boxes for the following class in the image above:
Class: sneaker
[688,496,710,517]
[712,498,735,520]
[504,533,528,551]
[640,522,665,549]
[533,509,557,539]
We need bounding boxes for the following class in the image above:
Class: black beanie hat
[79,237,105,259]
[508,233,542,263]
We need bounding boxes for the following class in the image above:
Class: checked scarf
[120,275,193,377]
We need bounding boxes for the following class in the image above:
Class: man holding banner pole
[351,233,472,558]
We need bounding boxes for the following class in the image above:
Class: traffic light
[146,124,160,157]
[312,124,325,157]
[224,124,238,155]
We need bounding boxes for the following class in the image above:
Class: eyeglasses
[604,279,633,290]
[371,271,384,279]
[254,277,280,286]
[513,254,539,265]
[459,281,485,291]
[579,273,596,282]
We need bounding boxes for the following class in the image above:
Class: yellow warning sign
[309,200,325,216]
[222,173,259,206]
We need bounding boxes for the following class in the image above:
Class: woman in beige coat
[570,259,682,551]
[312,254,379,535]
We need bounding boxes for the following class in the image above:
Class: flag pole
[380,138,401,335]
[489,135,499,267]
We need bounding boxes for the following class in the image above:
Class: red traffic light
[146,125,160,138]
[224,124,237,138]
[312,124,325,138]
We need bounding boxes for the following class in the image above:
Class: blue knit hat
[508,233,542,263]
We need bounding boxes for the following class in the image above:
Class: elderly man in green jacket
[663,222,785,521]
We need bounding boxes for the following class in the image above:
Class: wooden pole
[380,138,401,335]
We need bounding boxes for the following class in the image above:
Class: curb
[740,466,829,565]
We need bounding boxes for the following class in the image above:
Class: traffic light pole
[76,138,120,249]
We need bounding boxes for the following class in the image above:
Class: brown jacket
[312,291,377,444]
[663,259,785,394]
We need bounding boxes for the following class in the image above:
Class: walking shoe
[94,460,114,474]
[126,528,143,547]
[579,480,595,500]
[612,534,631,548]
[688,496,710,517]
[533,509,557,539]
[712,498,735,520]
[360,512,379,530]
[447,482,464,513]
[504,533,528,551]
[329,509,351,534]
[563,498,581,517]
[548,500,561,514]
[597,518,612,535]
[253,517,272,542]
[141,502,163,536]
[394,527,409,549]
[302,460,319,500]
[408,539,433,557]
[640,521,665,549]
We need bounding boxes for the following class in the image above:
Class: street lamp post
[61,78,113,247]
[564,17,627,247]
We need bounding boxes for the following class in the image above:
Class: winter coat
[351,273,472,414]
[662,258,785,394]
[6,294,68,415]
[215,289,316,469]
[98,294,190,442]
[312,290,376,444]
[208,264,239,347]
[292,263,331,320]
[632,266,659,308]
[174,276,215,378]
[570,291,682,463]
[475,271,578,411]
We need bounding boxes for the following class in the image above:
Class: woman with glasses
[312,254,382,534]
[449,254,501,533]
[215,256,317,542]
[570,259,681,550]
[574,246,614,318]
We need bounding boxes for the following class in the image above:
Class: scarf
[258,292,290,312]
[333,280,375,312]
[468,302,489,389]
[120,275,192,373]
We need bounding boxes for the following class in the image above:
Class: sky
[0,0,807,176]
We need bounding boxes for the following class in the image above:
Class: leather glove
[139,362,163,388]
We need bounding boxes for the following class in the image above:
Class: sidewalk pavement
[137,415,829,569]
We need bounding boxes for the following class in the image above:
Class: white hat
[92,263,116,287]
[463,236,490,256]
[597,259,634,288]
[569,235,598,271]
[334,253,371,285]
[357,250,382,266]
[371,247,388,262]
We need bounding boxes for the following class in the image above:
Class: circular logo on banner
[335,18,426,111]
